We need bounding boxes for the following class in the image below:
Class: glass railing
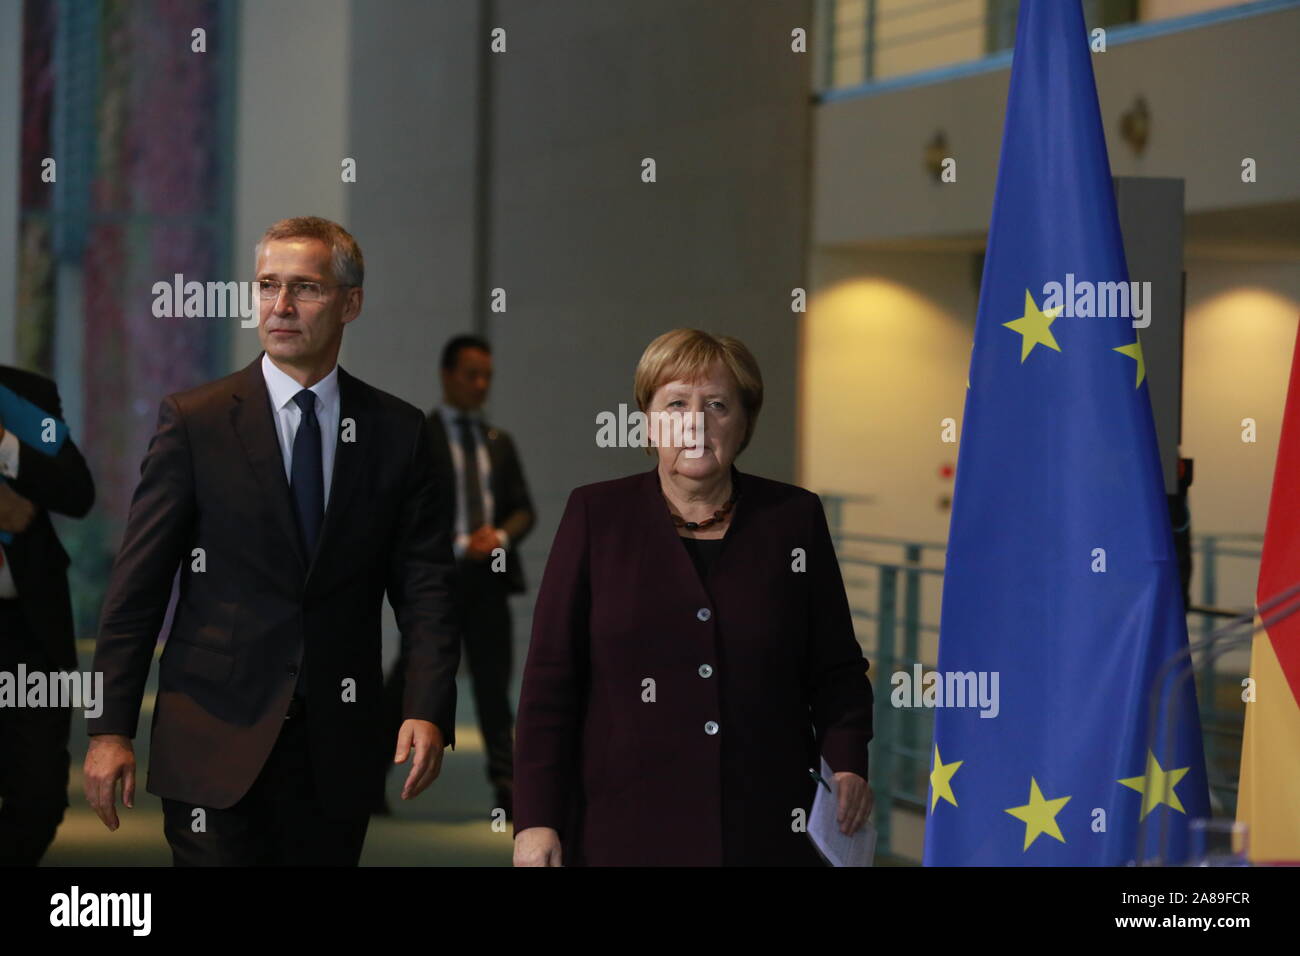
[814,0,1283,98]
[820,491,1260,861]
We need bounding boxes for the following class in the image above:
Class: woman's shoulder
[736,470,822,511]
[562,470,653,511]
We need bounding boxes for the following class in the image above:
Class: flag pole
[1137,580,1300,864]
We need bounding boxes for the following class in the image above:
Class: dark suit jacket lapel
[230,357,308,576]
[485,423,507,513]
[427,412,452,470]
[307,366,367,584]
[640,466,706,599]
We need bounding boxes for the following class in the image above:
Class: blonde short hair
[633,329,764,454]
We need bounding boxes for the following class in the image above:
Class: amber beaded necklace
[663,481,739,531]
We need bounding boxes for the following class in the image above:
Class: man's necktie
[457,414,486,531]
[290,389,324,559]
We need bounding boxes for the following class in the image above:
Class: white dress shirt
[437,405,504,559]
[0,429,20,598]
[262,353,340,508]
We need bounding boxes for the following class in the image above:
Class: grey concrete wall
[485,0,813,568]
[343,0,482,409]
[232,0,350,370]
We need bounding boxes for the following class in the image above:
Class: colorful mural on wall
[17,0,235,635]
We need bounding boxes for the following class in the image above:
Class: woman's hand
[514,826,563,866]
[832,772,873,835]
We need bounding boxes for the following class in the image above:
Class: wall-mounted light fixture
[924,130,948,182]
[1119,95,1150,156]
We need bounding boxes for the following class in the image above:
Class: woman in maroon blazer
[513,329,874,866]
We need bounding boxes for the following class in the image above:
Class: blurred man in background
[379,335,533,819]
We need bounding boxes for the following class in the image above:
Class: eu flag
[923,0,1210,866]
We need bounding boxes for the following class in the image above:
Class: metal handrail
[820,488,1261,862]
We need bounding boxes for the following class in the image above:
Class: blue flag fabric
[923,0,1210,866]
[0,382,69,545]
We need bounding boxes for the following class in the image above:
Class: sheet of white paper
[808,757,876,867]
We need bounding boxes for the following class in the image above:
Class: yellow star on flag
[930,746,962,812]
[1113,338,1146,387]
[1005,777,1071,851]
[1118,750,1190,819]
[1002,289,1063,362]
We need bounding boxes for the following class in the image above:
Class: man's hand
[514,827,563,867]
[394,718,445,800]
[0,482,36,534]
[464,525,501,561]
[832,771,874,835]
[84,735,137,831]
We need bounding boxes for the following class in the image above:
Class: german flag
[1239,319,1300,863]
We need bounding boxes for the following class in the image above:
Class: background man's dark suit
[426,413,534,594]
[379,412,533,810]
[0,366,94,865]
[88,357,459,861]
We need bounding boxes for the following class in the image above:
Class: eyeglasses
[255,279,349,302]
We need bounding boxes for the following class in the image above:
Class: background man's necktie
[457,414,486,531]
[291,389,324,558]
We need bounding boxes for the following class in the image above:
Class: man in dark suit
[378,335,533,818]
[0,367,94,865]
[83,216,460,866]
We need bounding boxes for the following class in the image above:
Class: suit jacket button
[704,721,719,735]
[698,664,713,678]
[696,607,711,622]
